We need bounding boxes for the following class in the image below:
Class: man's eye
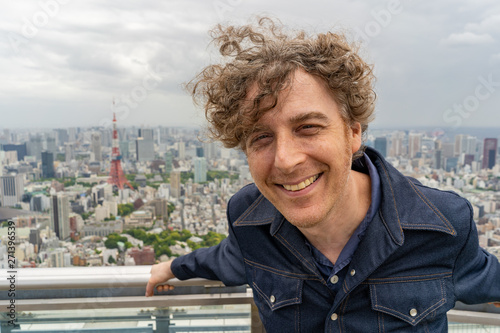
[253,134,270,142]
[299,124,321,133]
[249,133,272,148]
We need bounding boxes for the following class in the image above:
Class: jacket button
[331,313,338,321]
[330,275,339,284]
[270,295,276,303]
[350,269,356,276]
[410,308,418,317]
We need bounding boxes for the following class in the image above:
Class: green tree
[104,233,132,250]
[167,202,175,215]
[118,203,135,217]
[180,171,194,184]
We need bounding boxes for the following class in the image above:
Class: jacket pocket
[252,269,304,311]
[369,277,448,327]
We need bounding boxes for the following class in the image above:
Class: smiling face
[245,69,362,230]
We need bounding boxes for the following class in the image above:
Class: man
[146,18,500,331]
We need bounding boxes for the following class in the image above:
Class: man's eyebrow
[288,112,330,124]
[247,112,330,139]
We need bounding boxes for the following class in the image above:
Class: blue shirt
[306,153,381,290]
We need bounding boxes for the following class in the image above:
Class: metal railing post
[153,308,172,333]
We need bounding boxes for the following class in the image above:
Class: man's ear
[350,122,362,154]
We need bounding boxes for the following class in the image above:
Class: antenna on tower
[108,99,134,190]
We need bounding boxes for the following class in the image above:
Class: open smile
[281,174,321,192]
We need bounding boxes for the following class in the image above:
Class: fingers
[156,284,175,292]
[145,260,176,297]
[145,282,154,297]
[145,283,175,296]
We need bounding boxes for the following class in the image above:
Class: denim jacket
[172,148,500,332]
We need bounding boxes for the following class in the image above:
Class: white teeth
[282,174,319,192]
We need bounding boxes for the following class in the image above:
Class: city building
[164,151,173,174]
[178,141,186,160]
[41,151,55,178]
[28,135,43,161]
[194,157,207,183]
[1,143,27,161]
[91,132,102,162]
[55,128,69,145]
[136,137,155,162]
[128,246,155,265]
[124,209,154,228]
[374,137,387,157]
[170,171,181,198]
[82,220,123,237]
[0,174,25,207]
[46,135,57,155]
[408,133,422,158]
[50,193,70,241]
[65,143,74,163]
[482,138,498,170]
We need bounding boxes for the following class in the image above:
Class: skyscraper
[136,138,155,161]
[170,171,181,198]
[164,151,173,174]
[65,143,74,163]
[139,128,154,141]
[2,143,27,162]
[194,157,207,183]
[454,134,468,156]
[136,128,154,162]
[178,141,186,160]
[55,129,69,145]
[0,174,24,207]
[41,151,55,178]
[46,135,57,155]
[91,132,102,162]
[50,193,70,240]
[28,135,43,160]
[408,133,422,158]
[374,137,387,157]
[482,138,498,170]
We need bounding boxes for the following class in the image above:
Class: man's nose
[274,136,306,174]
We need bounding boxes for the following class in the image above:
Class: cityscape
[1,121,500,269]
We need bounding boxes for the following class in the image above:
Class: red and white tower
[108,106,133,190]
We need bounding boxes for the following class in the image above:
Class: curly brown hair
[187,17,376,158]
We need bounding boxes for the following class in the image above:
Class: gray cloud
[0,0,499,130]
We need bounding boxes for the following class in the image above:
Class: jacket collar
[235,147,457,243]
[365,147,457,243]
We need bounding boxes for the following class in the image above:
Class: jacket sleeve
[454,201,500,304]
[170,200,247,286]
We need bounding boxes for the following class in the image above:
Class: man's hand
[145,260,176,296]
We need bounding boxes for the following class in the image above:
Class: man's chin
[284,214,323,229]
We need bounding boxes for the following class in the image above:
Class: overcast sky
[1,0,499,131]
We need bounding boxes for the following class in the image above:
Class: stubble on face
[283,124,355,230]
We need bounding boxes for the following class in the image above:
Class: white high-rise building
[178,141,186,160]
[408,133,422,158]
[0,174,24,207]
[91,132,102,162]
[194,157,207,183]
